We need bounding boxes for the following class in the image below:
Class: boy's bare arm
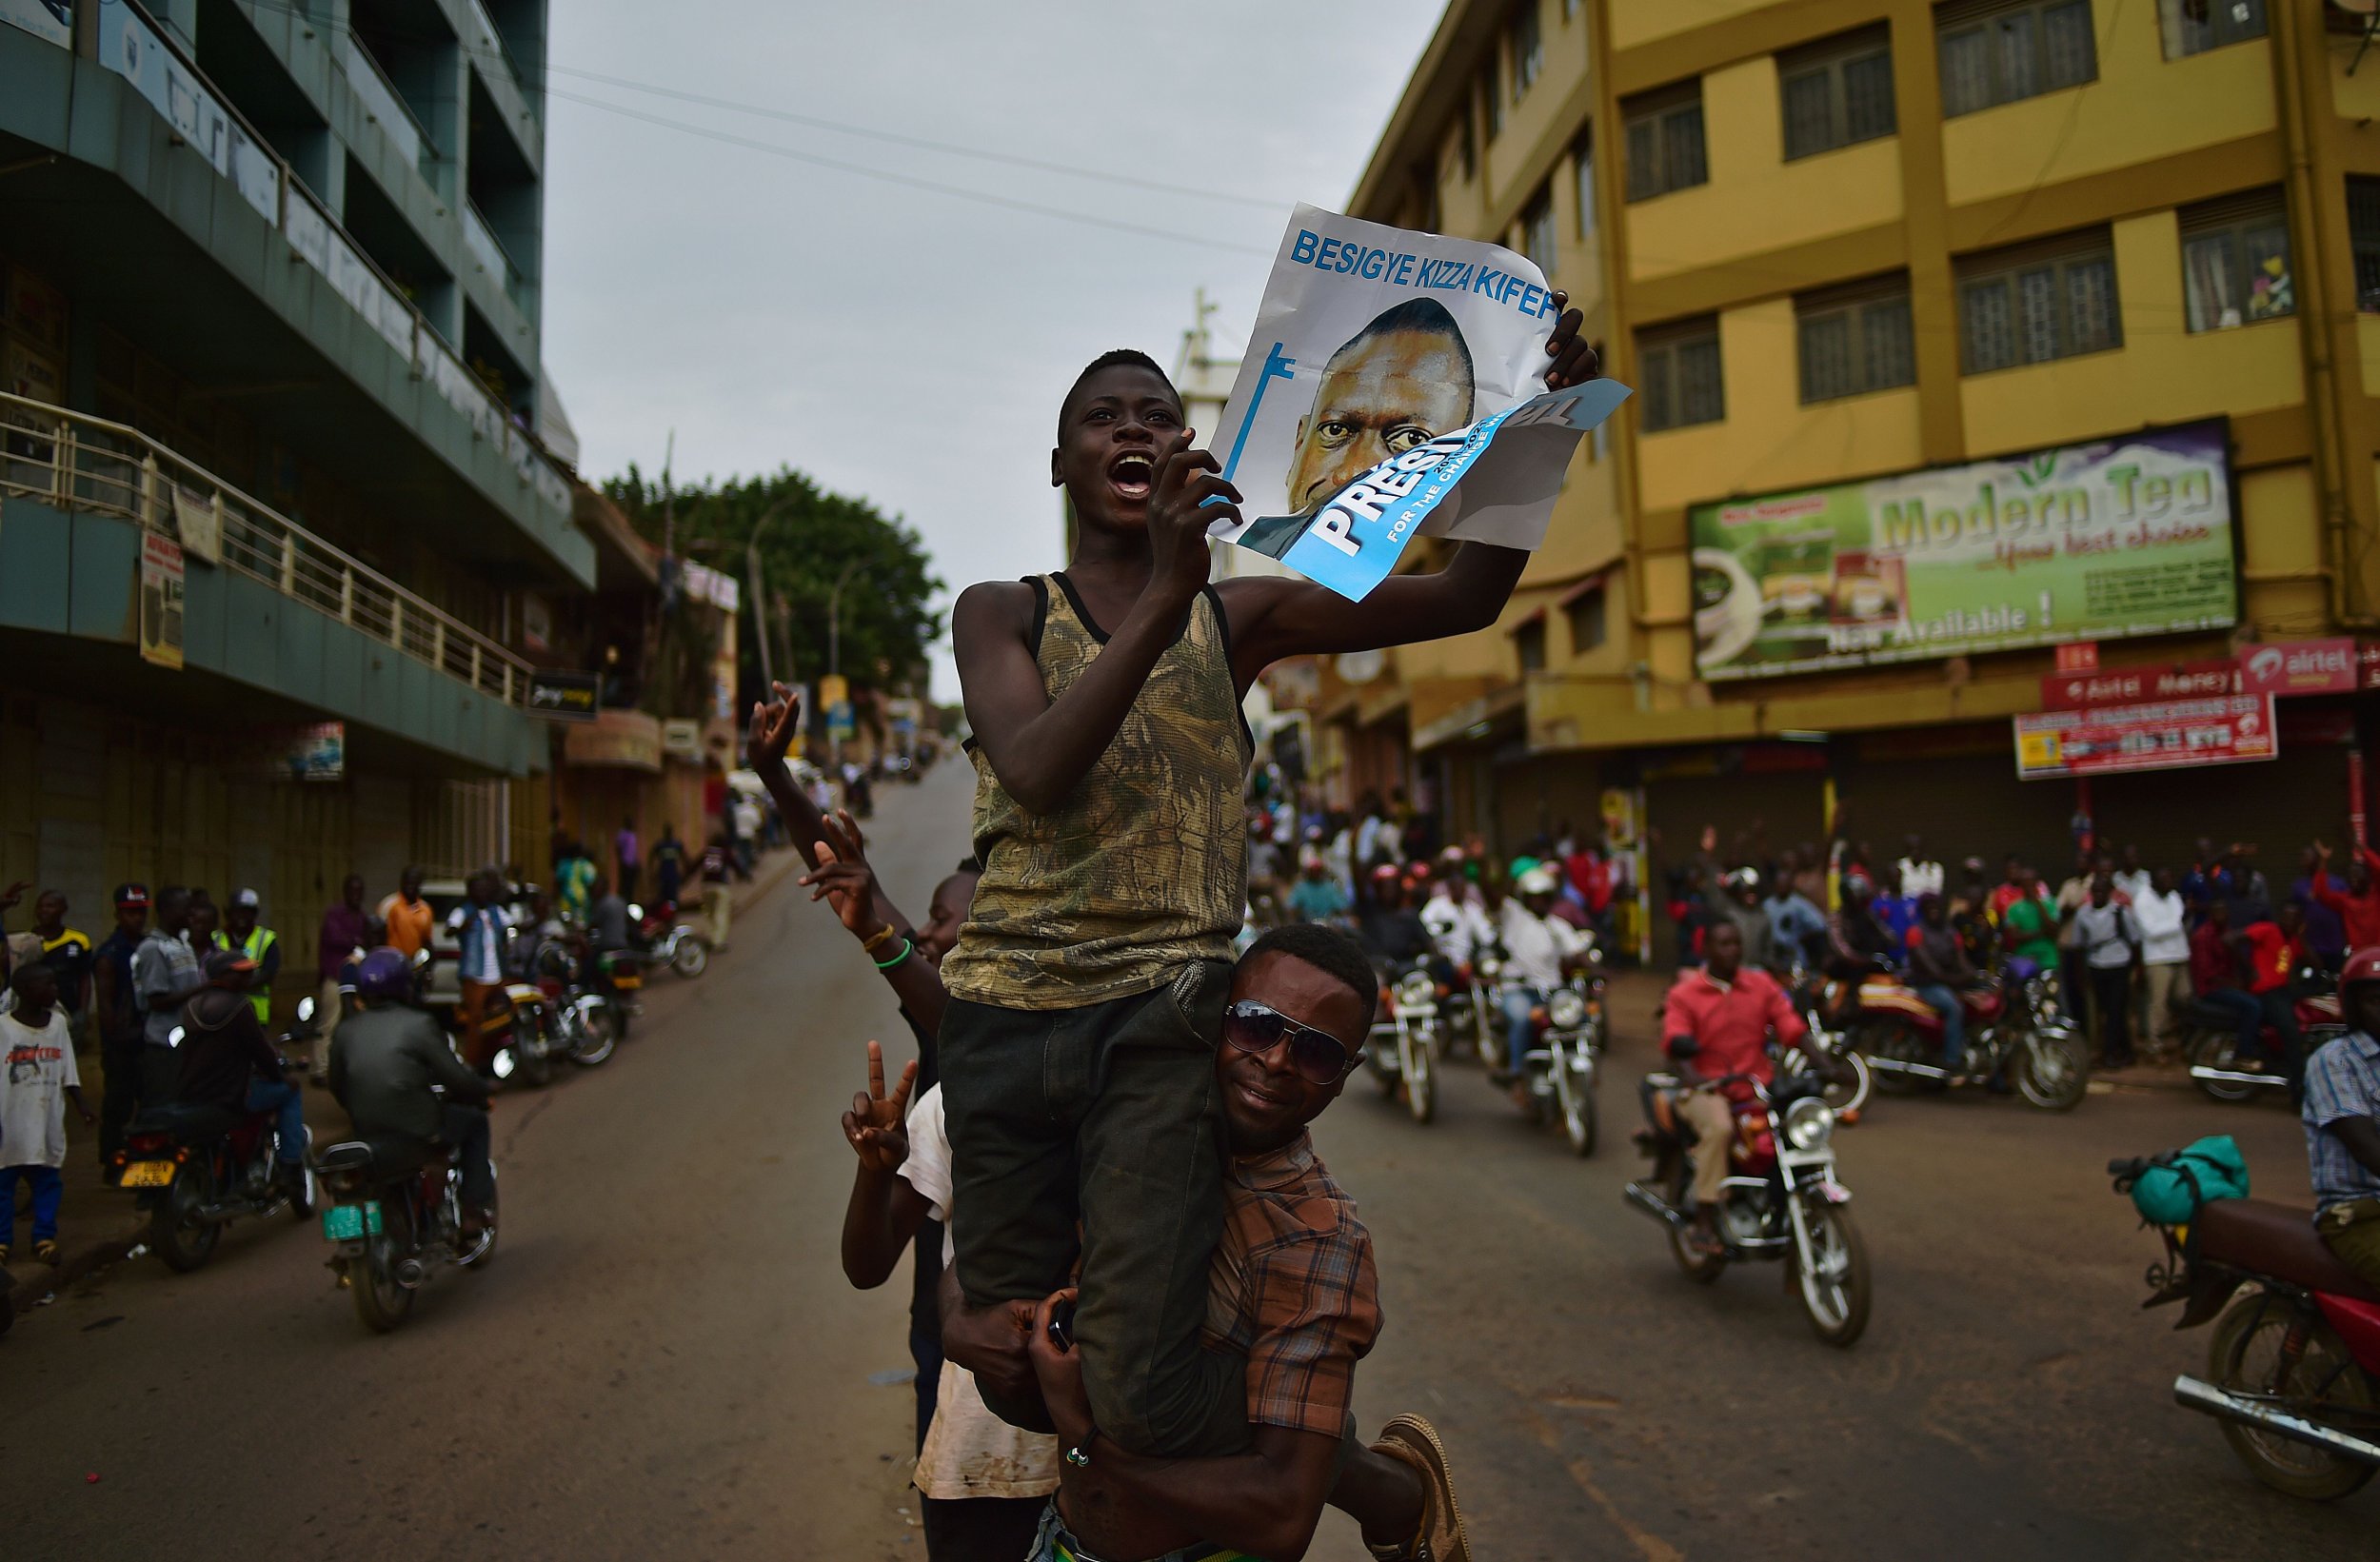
[956,445,1237,815]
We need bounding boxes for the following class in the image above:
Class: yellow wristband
[862,922,899,954]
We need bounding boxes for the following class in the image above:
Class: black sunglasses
[1222,999,1358,1085]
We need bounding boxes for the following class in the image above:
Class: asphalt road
[5,760,2372,1560]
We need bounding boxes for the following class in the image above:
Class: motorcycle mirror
[168,1025,185,1048]
[410,949,432,971]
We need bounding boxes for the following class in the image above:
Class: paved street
[7,761,2375,1560]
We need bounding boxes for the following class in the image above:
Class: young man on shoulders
[940,318,1596,1459]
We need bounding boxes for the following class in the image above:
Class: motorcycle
[312,1113,499,1333]
[424,943,563,1089]
[1777,973,1874,1117]
[1439,954,1497,1061]
[1490,968,1605,1156]
[109,1001,320,1273]
[1844,957,2090,1111]
[2108,1161,2379,1500]
[2179,971,2344,1103]
[1624,1064,1871,1347]
[1364,960,1441,1125]
[634,900,709,979]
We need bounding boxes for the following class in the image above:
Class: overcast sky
[539,2,1445,702]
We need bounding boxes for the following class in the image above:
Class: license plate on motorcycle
[611,971,642,990]
[321,1201,383,1241]
[120,1159,175,1189]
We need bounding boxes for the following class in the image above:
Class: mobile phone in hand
[1046,1297,1077,1354]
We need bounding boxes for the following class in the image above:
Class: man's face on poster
[1285,328,1476,512]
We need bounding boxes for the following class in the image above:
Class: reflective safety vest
[212,926,278,1023]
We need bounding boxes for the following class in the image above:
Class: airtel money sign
[2237,639,2356,698]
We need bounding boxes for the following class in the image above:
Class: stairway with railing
[1,391,530,706]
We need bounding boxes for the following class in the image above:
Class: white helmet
[1516,867,1559,898]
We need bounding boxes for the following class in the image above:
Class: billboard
[2012,694,2275,780]
[2238,638,2356,697]
[1691,420,2236,681]
[2038,659,2237,710]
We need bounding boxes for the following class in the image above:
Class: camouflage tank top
[941,572,1252,1009]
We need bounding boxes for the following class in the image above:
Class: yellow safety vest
[212,926,278,1023]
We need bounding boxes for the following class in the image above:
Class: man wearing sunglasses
[944,924,1469,1562]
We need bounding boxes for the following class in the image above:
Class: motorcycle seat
[312,1134,446,1181]
[128,1101,244,1140]
[2194,1197,2380,1305]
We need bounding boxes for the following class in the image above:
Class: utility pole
[661,428,676,559]
[827,558,865,767]
[747,505,779,688]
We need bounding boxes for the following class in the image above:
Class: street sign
[2038,659,2237,710]
[819,674,855,741]
[2238,638,2357,697]
[2013,695,2276,781]
[526,670,600,722]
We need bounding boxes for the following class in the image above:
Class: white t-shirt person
[1499,899,1588,991]
[1,1008,82,1169]
[897,1085,1061,1503]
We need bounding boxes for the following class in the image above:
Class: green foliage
[605,464,943,693]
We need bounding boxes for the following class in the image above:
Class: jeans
[2257,988,2306,1102]
[2091,965,2133,1061]
[1914,982,1967,1067]
[98,1029,149,1163]
[437,1104,495,1209]
[922,1495,1049,1562]
[0,1164,64,1245]
[939,960,1240,1459]
[245,1078,307,1165]
[909,1216,945,1453]
[2200,987,2264,1060]
[1503,984,1545,1076]
[2059,951,2092,1025]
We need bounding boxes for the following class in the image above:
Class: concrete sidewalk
[3,842,811,1319]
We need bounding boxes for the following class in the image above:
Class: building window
[1516,619,1548,672]
[1938,0,2098,118]
[1454,105,1477,183]
[1521,185,1558,281]
[1562,0,1582,20]
[1637,317,1725,431]
[1623,82,1708,202]
[2180,188,2292,332]
[1779,25,1897,160]
[2157,0,2265,58]
[2350,177,2380,312]
[1956,228,2121,373]
[1483,59,1505,140]
[1573,129,1597,238]
[1796,274,1917,402]
[1565,587,1606,654]
[1511,3,1544,101]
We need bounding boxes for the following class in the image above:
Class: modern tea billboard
[1689,420,2237,682]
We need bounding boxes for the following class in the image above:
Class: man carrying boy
[1,962,96,1266]
[940,311,1593,1459]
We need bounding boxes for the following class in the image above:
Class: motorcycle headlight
[1395,970,1435,1009]
[1783,1096,1835,1152]
[1478,958,1501,980]
[491,1048,516,1080]
[1548,988,1587,1029]
[296,997,315,1023]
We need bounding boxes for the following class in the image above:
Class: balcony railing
[463,199,532,316]
[466,0,536,118]
[341,33,441,191]
[0,391,533,707]
[89,0,571,518]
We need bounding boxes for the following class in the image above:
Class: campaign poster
[139,532,185,670]
[2012,694,2274,781]
[1207,205,1627,602]
[1691,420,2238,681]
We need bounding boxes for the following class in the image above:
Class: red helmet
[1370,862,1402,884]
[2343,946,2380,990]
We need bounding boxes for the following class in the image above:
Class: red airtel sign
[2238,638,2357,697]
[2039,660,2239,711]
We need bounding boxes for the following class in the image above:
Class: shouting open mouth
[1107,449,1155,504]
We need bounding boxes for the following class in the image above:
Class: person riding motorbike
[1356,863,1433,967]
[1660,919,1813,1259]
[328,947,494,1236]
[1497,867,1589,1094]
[176,948,308,1208]
[1419,868,1495,967]
[2304,947,2380,1293]
[1908,892,1982,1078]
[1823,873,1898,979]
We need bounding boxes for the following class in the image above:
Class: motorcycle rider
[1420,868,1495,968]
[329,947,494,1237]
[1497,867,1589,1092]
[1908,892,1981,1079]
[1823,874,1897,979]
[1356,863,1433,967]
[2303,947,2380,1293]
[176,949,308,1208]
[1661,919,1811,1259]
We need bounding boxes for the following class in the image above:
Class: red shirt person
[2311,840,2380,953]
[1661,919,1809,1257]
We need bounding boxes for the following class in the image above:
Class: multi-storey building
[0,0,591,981]
[1334,0,2380,948]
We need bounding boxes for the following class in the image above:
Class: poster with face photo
[1207,205,1626,602]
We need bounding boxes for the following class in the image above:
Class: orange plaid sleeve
[1216,1150,1383,1437]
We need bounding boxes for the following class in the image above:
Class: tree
[605,464,943,707]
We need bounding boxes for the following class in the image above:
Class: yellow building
[1337,0,2380,916]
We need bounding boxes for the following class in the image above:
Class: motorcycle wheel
[1667,1167,1725,1284]
[671,936,710,979]
[511,1039,553,1090]
[2015,1028,2091,1112]
[1794,1202,1872,1348]
[351,1224,415,1334]
[1403,1025,1437,1125]
[456,1168,499,1270]
[2206,1293,2377,1500]
[1865,1025,1923,1097]
[153,1162,221,1274]
[1556,1057,1597,1157]
[1369,1028,1400,1097]
[571,1004,620,1067]
[2190,1031,2262,1104]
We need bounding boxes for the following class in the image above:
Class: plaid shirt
[1202,1131,1380,1438]
[2303,1029,2380,1216]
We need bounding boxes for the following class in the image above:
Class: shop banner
[1207,205,1627,601]
[1693,420,2237,681]
[2238,637,2356,697]
[138,532,184,669]
[170,485,221,564]
[526,669,599,722]
[2039,659,2237,711]
[1,0,69,48]
[98,0,279,225]
[2013,694,2275,781]
[276,722,344,781]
